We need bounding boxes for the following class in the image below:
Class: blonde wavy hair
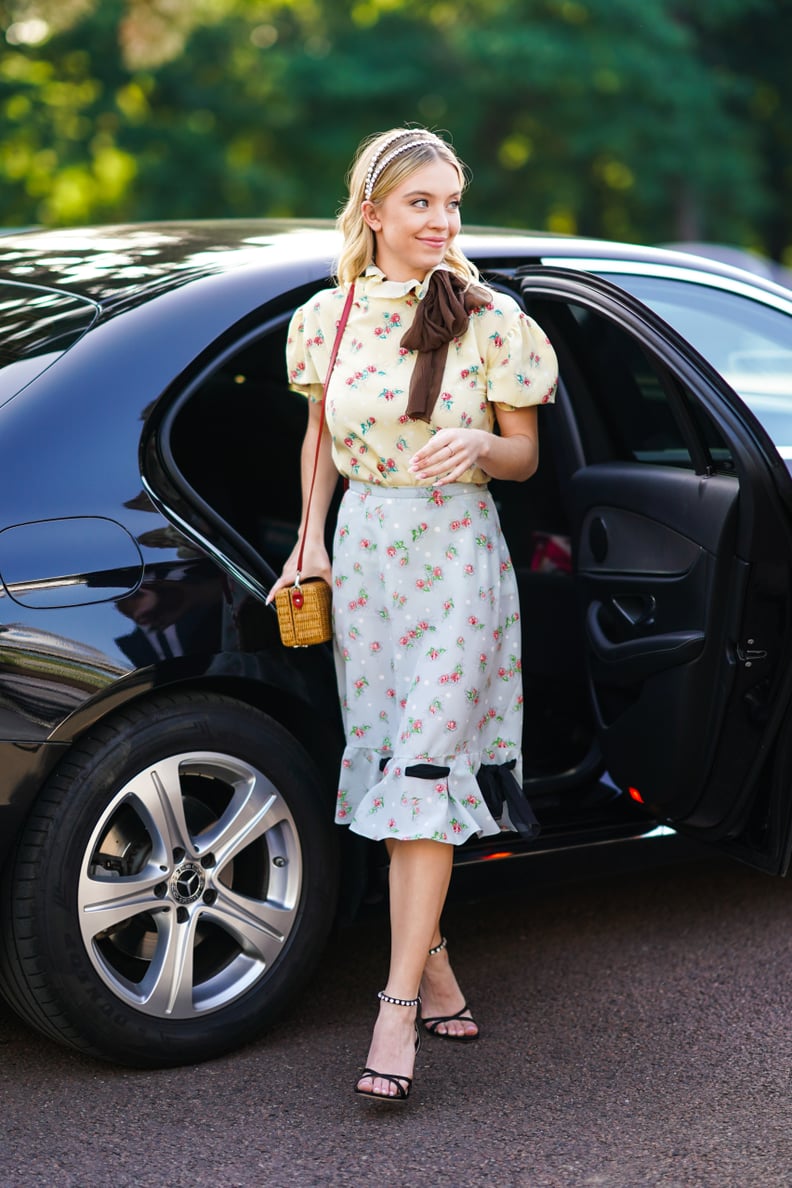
[336,127,482,289]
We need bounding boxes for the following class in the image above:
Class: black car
[1,220,792,1068]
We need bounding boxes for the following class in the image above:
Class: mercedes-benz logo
[170,861,206,905]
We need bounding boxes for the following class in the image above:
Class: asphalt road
[2,842,792,1188]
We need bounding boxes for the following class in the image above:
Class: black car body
[1,221,792,1066]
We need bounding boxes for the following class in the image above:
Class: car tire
[0,690,339,1067]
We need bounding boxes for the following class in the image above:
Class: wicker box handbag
[274,284,355,647]
[275,576,333,648]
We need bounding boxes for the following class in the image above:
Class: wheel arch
[48,666,343,800]
[41,668,369,919]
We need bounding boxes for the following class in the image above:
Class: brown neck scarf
[400,270,489,422]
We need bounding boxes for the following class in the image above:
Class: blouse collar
[360,263,450,301]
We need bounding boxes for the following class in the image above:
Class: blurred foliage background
[0,0,790,260]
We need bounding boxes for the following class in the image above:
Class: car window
[599,273,792,451]
[530,297,734,474]
[0,283,97,404]
[166,320,312,574]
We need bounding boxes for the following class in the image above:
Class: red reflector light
[628,786,644,803]
[482,851,514,862]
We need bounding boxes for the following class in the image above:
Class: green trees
[0,0,789,261]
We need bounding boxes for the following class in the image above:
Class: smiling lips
[418,237,447,249]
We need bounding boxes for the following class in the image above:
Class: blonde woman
[268,127,557,1102]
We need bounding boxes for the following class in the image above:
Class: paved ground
[2,845,792,1187]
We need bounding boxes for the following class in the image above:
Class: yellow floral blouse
[286,265,558,487]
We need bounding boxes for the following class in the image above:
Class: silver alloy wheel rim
[77,751,303,1018]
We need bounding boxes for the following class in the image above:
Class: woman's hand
[266,538,332,604]
[408,429,488,485]
[409,408,539,485]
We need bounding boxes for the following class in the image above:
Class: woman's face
[363,157,462,282]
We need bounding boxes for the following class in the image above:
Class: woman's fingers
[409,433,473,482]
[266,548,332,604]
[266,571,295,603]
[436,458,471,485]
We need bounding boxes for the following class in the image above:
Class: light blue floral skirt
[332,481,529,845]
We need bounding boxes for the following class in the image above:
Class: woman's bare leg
[356,838,454,1097]
[419,924,479,1039]
[408,848,477,1039]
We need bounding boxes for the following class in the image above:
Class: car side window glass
[680,391,736,475]
[166,306,354,582]
[568,301,686,462]
[0,284,97,404]
[168,322,307,567]
[527,297,733,475]
[602,274,792,451]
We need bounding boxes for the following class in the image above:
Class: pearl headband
[363,132,444,201]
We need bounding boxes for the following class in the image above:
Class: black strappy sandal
[421,937,479,1042]
[354,991,421,1104]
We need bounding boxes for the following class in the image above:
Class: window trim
[545,258,792,319]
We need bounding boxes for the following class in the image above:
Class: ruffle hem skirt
[332,480,536,845]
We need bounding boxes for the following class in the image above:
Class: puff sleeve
[285,292,334,404]
[482,300,558,411]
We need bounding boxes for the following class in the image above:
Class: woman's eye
[412,199,429,208]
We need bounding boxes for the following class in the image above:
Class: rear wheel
[0,691,338,1067]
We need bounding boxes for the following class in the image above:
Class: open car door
[517,268,792,875]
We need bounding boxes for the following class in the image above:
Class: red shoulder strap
[296,283,356,577]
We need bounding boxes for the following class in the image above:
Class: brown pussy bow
[400,270,489,422]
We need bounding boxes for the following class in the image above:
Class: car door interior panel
[585,603,705,681]
[579,504,714,575]
[516,282,762,829]
[570,467,740,812]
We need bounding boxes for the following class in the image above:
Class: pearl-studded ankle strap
[377,990,420,1008]
[428,936,448,956]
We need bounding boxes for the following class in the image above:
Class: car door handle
[586,602,705,683]
[609,594,656,628]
